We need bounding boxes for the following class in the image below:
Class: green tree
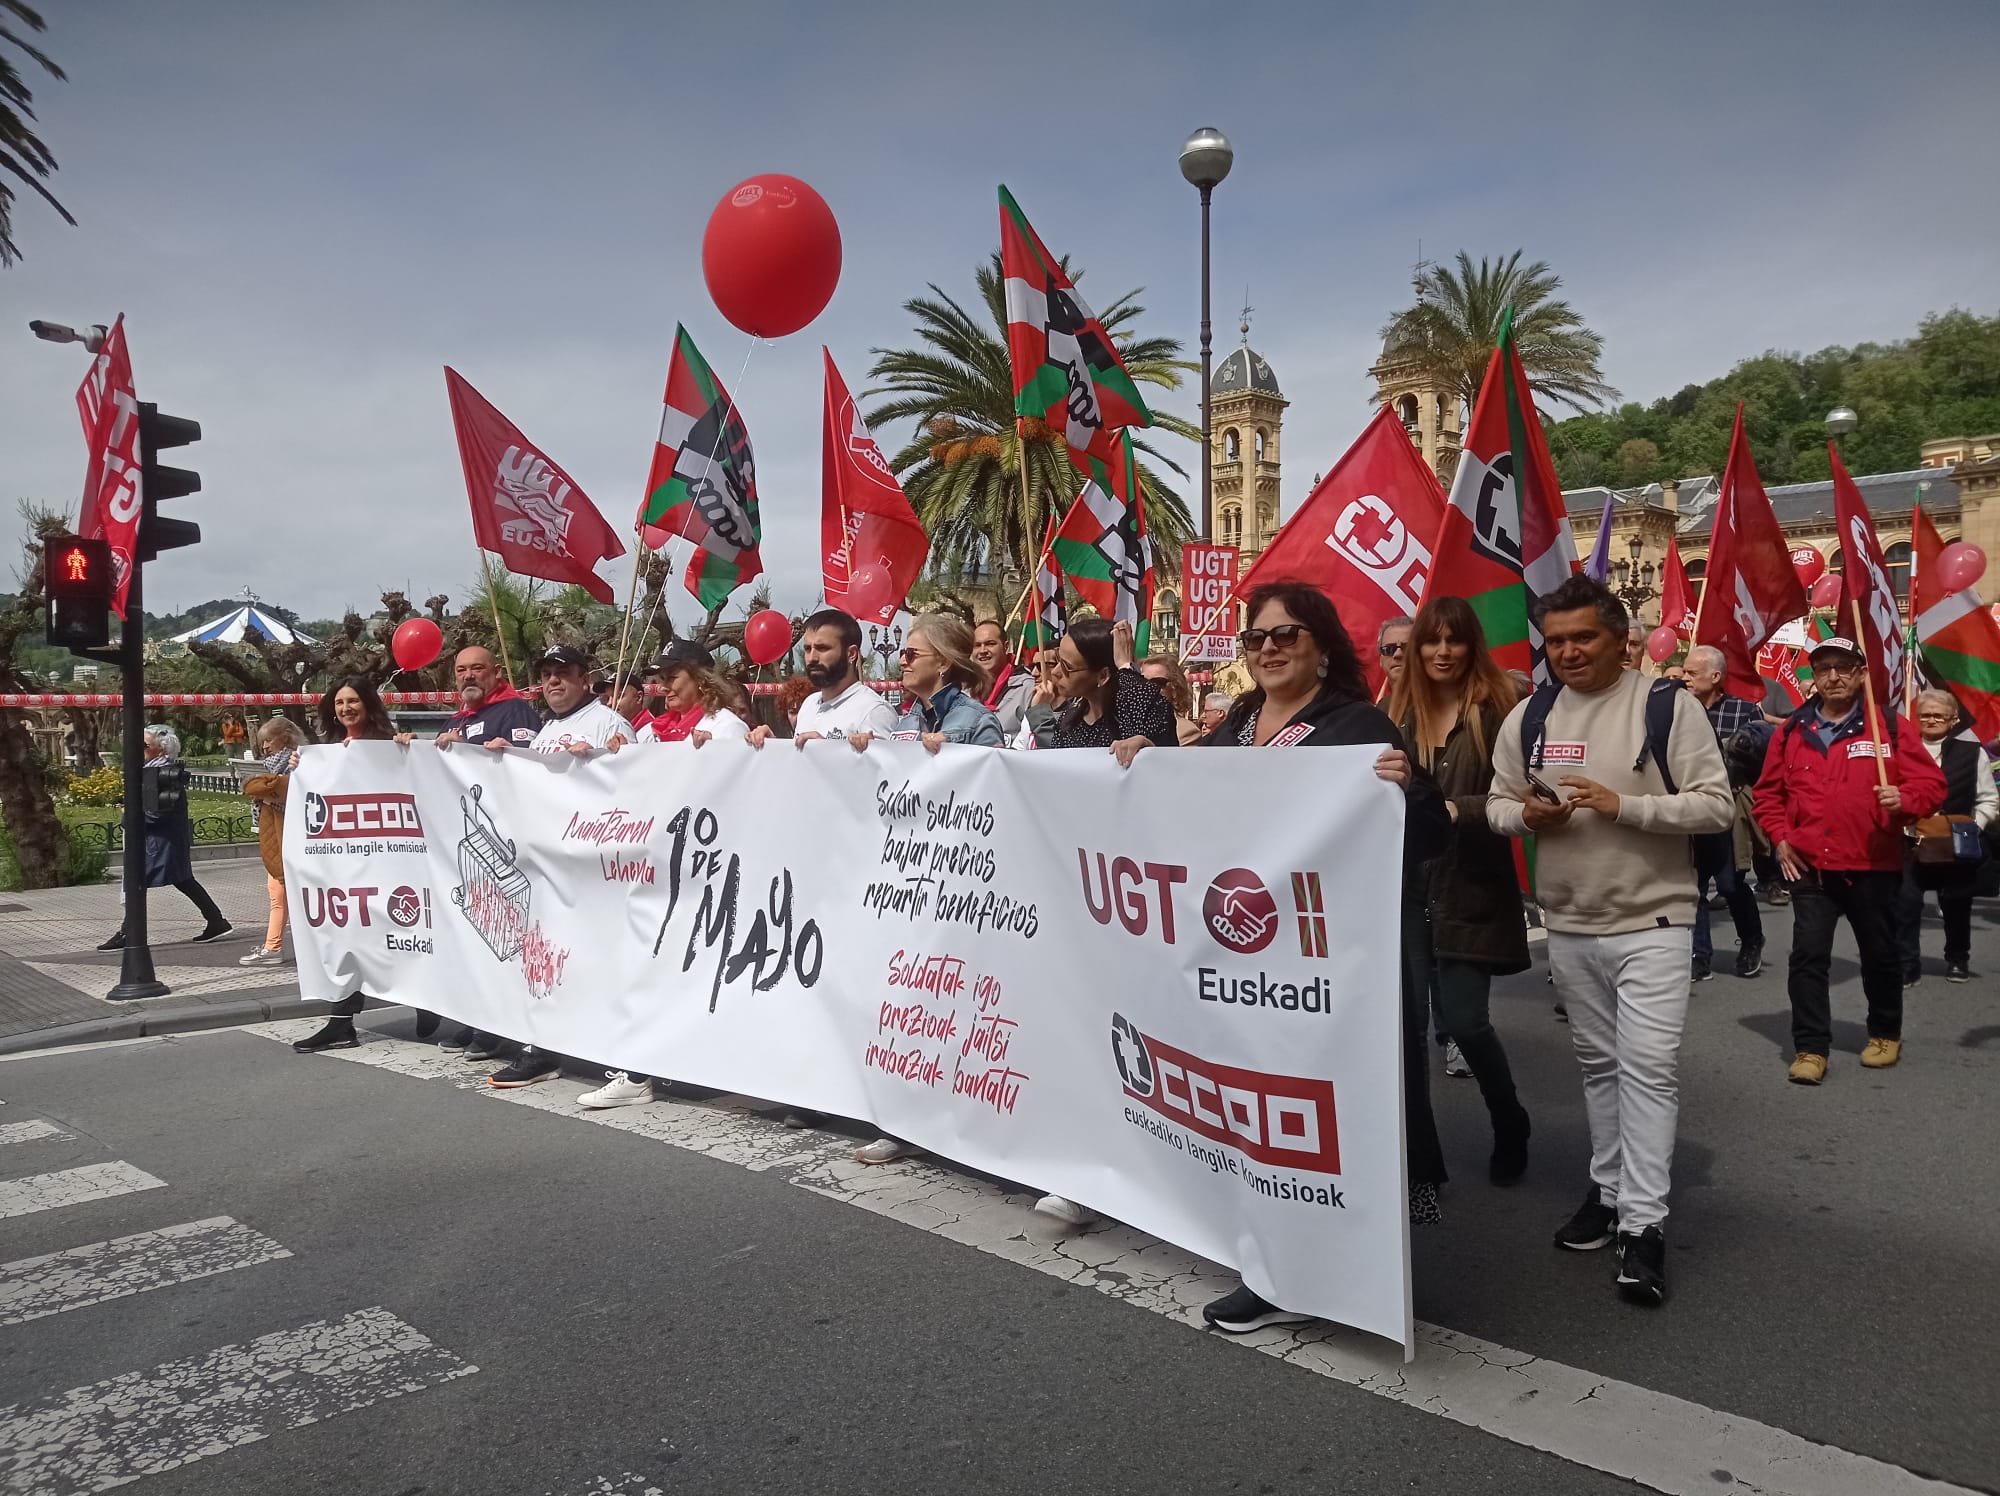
[0,503,75,884]
[0,2,73,267]
[868,253,1198,592]
[1378,251,1617,418]
[1614,438,1661,486]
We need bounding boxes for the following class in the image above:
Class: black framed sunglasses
[1378,641,1405,657]
[1239,623,1309,652]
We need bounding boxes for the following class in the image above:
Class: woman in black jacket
[1387,596,1532,1184]
[1149,581,1451,1335]
[1046,618,1178,755]
[97,726,232,953]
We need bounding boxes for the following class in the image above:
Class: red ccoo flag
[1233,404,1445,696]
[1831,444,1906,717]
[445,368,626,603]
[1693,406,1806,701]
[821,350,929,624]
[1661,532,1698,640]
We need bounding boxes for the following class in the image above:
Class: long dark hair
[1218,582,1369,737]
[1385,594,1517,769]
[1055,617,1117,734]
[318,676,396,741]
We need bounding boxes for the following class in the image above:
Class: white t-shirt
[698,708,751,741]
[530,699,634,755]
[795,679,899,738]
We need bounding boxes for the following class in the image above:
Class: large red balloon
[1646,626,1680,665]
[1790,546,1826,588]
[1809,573,1843,611]
[702,175,842,339]
[1938,541,1988,594]
[392,617,443,672]
[743,609,792,666]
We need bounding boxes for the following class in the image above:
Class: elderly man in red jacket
[1752,636,1945,1084]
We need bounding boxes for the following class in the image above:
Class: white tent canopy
[169,601,314,646]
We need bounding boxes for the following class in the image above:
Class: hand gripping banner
[288,741,1413,1353]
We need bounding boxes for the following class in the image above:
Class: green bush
[66,766,124,806]
[0,822,108,890]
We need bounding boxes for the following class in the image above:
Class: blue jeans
[1693,859,1763,964]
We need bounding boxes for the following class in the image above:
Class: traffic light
[138,402,201,560]
[44,535,114,649]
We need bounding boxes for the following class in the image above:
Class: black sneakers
[464,1033,505,1061]
[97,930,125,951]
[192,919,233,944]
[488,1053,560,1088]
[1690,958,1713,983]
[1201,1282,1314,1335]
[292,1017,359,1054]
[438,1026,475,1053]
[1948,963,1973,984]
[1553,1185,1617,1251]
[1735,942,1764,978]
[1616,1226,1668,1304]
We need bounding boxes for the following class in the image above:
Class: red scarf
[984,658,1018,710]
[649,705,705,742]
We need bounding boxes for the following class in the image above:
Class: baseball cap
[536,643,591,673]
[649,638,715,673]
[1806,635,1864,663]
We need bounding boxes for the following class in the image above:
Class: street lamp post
[1825,405,1858,458]
[1180,127,1233,545]
[1612,532,1658,619]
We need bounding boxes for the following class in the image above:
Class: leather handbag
[1913,814,1983,864]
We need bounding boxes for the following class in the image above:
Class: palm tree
[1378,251,1617,419]
[1,2,74,267]
[868,254,1199,594]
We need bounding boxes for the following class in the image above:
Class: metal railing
[65,812,254,852]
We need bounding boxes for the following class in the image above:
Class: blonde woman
[240,717,304,967]
[855,613,1003,752]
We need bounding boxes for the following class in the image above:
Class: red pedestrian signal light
[44,534,115,649]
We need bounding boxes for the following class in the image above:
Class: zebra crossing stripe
[0,1120,67,1147]
[0,1305,477,1495]
[0,1161,165,1220]
[0,1216,292,1327]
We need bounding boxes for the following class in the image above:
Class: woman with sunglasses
[853,613,1005,754]
[1044,618,1177,759]
[1155,581,1451,1335]
[1386,596,1533,1185]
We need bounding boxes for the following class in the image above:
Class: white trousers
[1546,926,1692,1233]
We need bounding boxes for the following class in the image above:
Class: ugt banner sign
[287,739,1414,1354]
[1180,544,1239,661]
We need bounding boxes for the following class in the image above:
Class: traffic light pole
[106,556,167,1001]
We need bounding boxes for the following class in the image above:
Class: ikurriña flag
[999,185,1151,465]
[821,350,929,625]
[444,368,626,604]
[1021,516,1066,652]
[1912,502,2000,740]
[1236,404,1445,697]
[1422,309,1577,680]
[1052,432,1154,649]
[642,325,763,609]
[1692,405,1807,702]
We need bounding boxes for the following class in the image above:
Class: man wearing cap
[748,608,896,747]
[433,646,541,752]
[1752,635,1944,1085]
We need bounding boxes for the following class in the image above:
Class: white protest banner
[287,740,1412,1352]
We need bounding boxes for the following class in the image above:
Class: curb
[0,995,335,1057]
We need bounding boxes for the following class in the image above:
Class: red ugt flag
[1661,532,1698,640]
[822,350,929,624]
[1693,406,1806,701]
[75,315,141,618]
[1236,404,1445,696]
[445,368,626,603]
[1831,444,1905,715]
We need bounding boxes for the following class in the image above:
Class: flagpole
[612,529,647,687]
[477,549,516,685]
[1003,419,1040,641]
[1849,597,1892,791]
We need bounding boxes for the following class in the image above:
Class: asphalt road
[1,896,1995,1496]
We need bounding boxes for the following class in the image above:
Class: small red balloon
[1646,625,1680,664]
[845,562,897,621]
[1938,541,1988,594]
[702,174,842,339]
[743,609,792,666]
[391,617,443,672]
[1809,573,1843,611]
[1790,546,1826,588]
[641,524,672,551]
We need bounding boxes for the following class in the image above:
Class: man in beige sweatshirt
[1488,576,1734,1307]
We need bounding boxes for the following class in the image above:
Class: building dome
[1212,345,1281,396]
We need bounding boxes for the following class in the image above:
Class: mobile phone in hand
[1525,770,1565,805]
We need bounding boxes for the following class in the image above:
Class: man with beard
[748,608,896,745]
[972,619,1036,736]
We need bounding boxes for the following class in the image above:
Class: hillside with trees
[1548,308,2000,489]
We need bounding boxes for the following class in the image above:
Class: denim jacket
[891,683,1005,746]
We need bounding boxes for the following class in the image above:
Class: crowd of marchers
[209,572,1987,1333]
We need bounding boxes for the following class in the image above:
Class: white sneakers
[578,1071,653,1109]
[853,1137,918,1165]
[238,947,285,967]
[1444,1040,1472,1078]
[1033,1194,1095,1228]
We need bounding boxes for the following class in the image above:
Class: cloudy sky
[2,0,1995,629]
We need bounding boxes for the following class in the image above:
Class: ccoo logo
[1203,868,1278,955]
[1111,1012,1154,1097]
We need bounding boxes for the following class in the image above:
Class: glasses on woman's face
[1050,656,1085,677]
[899,647,934,665]
[1240,623,1308,652]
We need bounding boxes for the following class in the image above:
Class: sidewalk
[0,861,327,1053]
